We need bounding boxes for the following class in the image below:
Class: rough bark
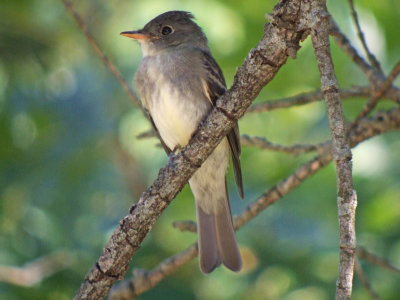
[310,2,356,299]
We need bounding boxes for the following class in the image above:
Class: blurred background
[1,0,399,299]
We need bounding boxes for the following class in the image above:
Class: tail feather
[197,200,242,273]
[214,205,242,271]
[197,206,220,273]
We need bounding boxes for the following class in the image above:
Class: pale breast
[149,82,199,149]
[136,54,211,150]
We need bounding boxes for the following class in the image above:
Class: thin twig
[330,20,376,83]
[241,134,326,155]
[311,4,357,299]
[357,247,400,276]
[138,131,326,155]
[248,89,367,113]
[350,61,400,131]
[136,130,155,139]
[109,107,400,299]
[331,22,400,104]
[0,251,74,287]
[245,86,399,114]
[140,133,327,155]
[61,0,140,107]
[354,259,382,300]
[108,246,198,300]
[348,0,382,73]
[172,220,197,233]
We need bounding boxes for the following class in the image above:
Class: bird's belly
[149,86,206,150]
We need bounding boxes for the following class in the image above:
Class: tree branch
[310,2,357,299]
[109,107,400,299]
[74,1,309,298]
[354,259,382,300]
[108,246,198,300]
[248,88,366,113]
[350,61,400,130]
[0,251,74,287]
[60,0,140,107]
[357,247,400,276]
[330,22,400,104]
[172,220,198,233]
[347,0,382,73]
[330,20,377,83]
[241,134,325,155]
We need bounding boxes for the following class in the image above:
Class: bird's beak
[120,30,154,40]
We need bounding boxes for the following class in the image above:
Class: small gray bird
[121,11,243,273]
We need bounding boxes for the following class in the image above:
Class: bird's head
[121,11,208,56]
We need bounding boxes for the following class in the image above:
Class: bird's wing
[201,51,244,199]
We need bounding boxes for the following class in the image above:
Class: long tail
[196,196,242,273]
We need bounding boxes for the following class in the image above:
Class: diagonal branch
[61,0,141,107]
[109,246,198,300]
[310,2,357,299]
[330,21,400,105]
[350,61,400,130]
[357,247,400,276]
[354,259,382,300]
[109,107,400,299]
[74,1,310,299]
[347,0,382,73]
[330,20,376,83]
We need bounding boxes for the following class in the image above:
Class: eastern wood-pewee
[121,11,243,273]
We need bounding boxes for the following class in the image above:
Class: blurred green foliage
[1,0,399,299]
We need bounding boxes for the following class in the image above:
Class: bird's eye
[161,26,173,35]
